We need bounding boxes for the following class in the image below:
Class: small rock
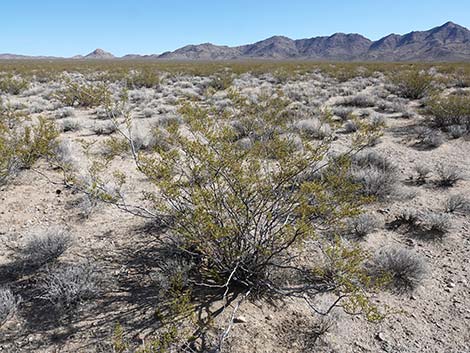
[376,332,389,342]
[234,316,247,323]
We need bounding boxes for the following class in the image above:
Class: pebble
[234,316,247,323]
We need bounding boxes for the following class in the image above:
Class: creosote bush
[370,247,427,293]
[390,70,433,99]
[0,108,59,186]
[426,92,470,131]
[126,68,160,89]
[54,80,111,107]
[0,75,29,95]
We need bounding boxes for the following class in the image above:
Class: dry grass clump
[294,118,332,139]
[444,194,470,214]
[370,247,427,293]
[39,262,102,312]
[14,227,72,269]
[0,287,19,327]
[436,164,463,187]
[344,213,381,239]
[350,150,399,199]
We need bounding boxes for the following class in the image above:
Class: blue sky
[2,0,469,56]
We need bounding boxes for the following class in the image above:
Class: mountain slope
[1,22,469,61]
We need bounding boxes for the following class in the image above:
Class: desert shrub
[413,126,444,148]
[54,107,75,120]
[370,247,427,293]
[15,227,72,268]
[0,115,58,185]
[390,70,433,99]
[413,164,432,185]
[92,121,117,136]
[417,212,451,240]
[141,107,156,118]
[338,94,377,108]
[130,93,381,294]
[447,124,467,138]
[39,262,101,311]
[126,68,160,89]
[61,118,80,132]
[350,150,398,199]
[207,71,234,91]
[331,106,353,120]
[294,118,332,139]
[54,80,111,108]
[343,119,359,133]
[445,194,470,214]
[0,75,29,95]
[426,93,470,130]
[436,164,462,187]
[0,287,19,327]
[344,213,381,239]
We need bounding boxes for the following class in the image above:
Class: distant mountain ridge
[1,22,470,61]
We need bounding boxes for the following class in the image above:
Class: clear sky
[2,0,469,57]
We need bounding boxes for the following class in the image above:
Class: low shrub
[0,287,19,326]
[16,227,72,268]
[436,164,463,187]
[39,262,101,312]
[350,150,399,199]
[338,94,377,108]
[344,213,381,239]
[126,68,160,89]
[426,93,470,130]
[418,212,451,240]
[0,75,29,95]
[370,247,427,293]
[390,70,433,99]
[445,194,470,214]
[414,126,444,148]
[54,80,111,108]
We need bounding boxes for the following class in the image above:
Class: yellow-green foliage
[390,69,434,99]
[0,74,29,95]
[426,92,470,128]
[137,91,377,293]
[0,106,58,185]
[126,68,160,88]
[54,80,111,107]
[207,70,234,91]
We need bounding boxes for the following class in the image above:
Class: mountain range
[1,22,470,61]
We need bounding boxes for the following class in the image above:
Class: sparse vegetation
[0,60,469,352]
